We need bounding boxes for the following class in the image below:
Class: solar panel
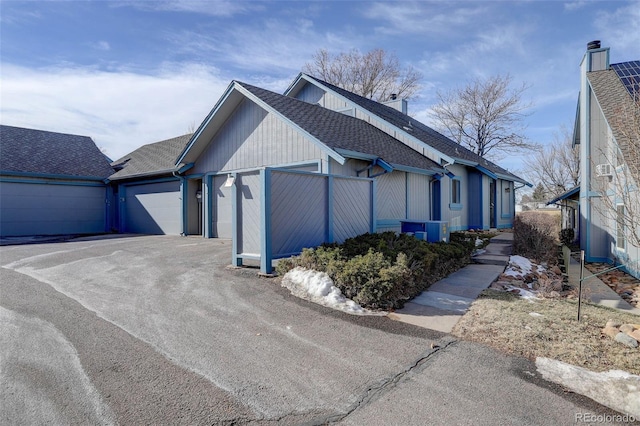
[611,61,640,98]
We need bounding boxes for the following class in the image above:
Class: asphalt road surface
[0,235,624,425]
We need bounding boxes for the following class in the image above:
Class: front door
[431,179,441,221]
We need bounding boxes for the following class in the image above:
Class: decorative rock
[606,319,622,328]
[547,291,561,298]
[615,332,639,348]
[551,266,562,275]
[620,324,635,334]
[630,330,640,343]
[602,325,620,339]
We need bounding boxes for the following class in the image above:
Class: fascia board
[175,81,237,166]
[298,74,456,165]
[234,83,346,165]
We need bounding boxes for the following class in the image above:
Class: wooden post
[578,250,584,322]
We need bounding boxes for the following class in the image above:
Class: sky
[1,0,639,175]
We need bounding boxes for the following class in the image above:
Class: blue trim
[497,223,512,229]
[0,176,106,187]
[445,171,456,179]
[450,177,461,204]
[547,186,580,205]
[105,185,114,232]
[177,81,237,165]
[334,148,377,161]
[374,158,394,173]
[449,225,468,231]
[449,203,463,211]
[177,163,194,174]
[501,213,513,219]
[475,165,498,180]
[180,177,188,236]
[392,164,440,176]
[119,176,180,187]
[204,175,213,238]
[0,170,106,181]
[260,169,273,274]
[377,219,402,229]
[234,83,346,165]
[371,179,377,233]
[327,176,334,242]
[118,184,126,232]
[231,172,241,266]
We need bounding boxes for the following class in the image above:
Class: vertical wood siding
[270,171,327,255]
[441,164,468,231]
[296,84,324,105]
[236,172,261,254]
[212,175,233,238]
[407,173,430,220]
[193,99,323,174]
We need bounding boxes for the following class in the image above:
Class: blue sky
[1,0,639,174]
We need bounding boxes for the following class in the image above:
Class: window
[616,205,625,250]
[450,178,462,209]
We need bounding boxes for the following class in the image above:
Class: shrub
[514,212,560,263]
[277,232,475,310]
[559,228,575,246]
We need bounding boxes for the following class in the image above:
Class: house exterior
[573,41,640,278]
[1,74,527,272]
[0,125,114,237]
[284,74,528,231]
[109,134,193,235]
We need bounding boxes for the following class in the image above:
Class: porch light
[224,174,235,187]
[196,189,202,202]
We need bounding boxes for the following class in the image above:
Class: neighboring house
[547,186,580,242]
[284,73,529,231]
[572,40,640,278]
[109,134,193,235]
[0,125,114,237]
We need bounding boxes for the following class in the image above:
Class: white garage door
[122,181,181,235]
[0,181,106,237]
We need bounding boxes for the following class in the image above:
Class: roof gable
[109,134,192,180]
[178,80,442,174]
[290,74,526,183]
[0,125,114,178]
[236,82,443,173]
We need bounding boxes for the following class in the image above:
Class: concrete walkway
[566,256,640,315]
[388,233,512,333]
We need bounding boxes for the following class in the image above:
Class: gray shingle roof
[302,75,523,181]
[237,82,442,172]
[109,134,192,180]
[0,125,114,178]
[588,67,640,182]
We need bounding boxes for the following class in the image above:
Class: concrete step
[472,255,509,266]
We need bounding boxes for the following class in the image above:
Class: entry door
[212,175,233,238]
[431,180,441,221]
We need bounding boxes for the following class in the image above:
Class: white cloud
[564,1,589,12]
[595,3,640,59]
[1,63,230,160]
[92,41,111,51]
[120,0,257,17]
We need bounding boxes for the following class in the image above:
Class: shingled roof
[588,64,640,183]
[0,125,114,178]
[300,75,525,182]
[236,82,442,173]
[109,134,193,180]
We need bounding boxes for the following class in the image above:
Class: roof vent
[587,40,601,50]
[390,93,397,100]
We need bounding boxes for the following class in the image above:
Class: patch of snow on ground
[504,255,547,277]
[475,238,484,247]
[282,267,382,316]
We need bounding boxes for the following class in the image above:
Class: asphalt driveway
[0,235,620,425]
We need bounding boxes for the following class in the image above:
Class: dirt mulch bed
[452,290,640,375]
[583,262,640,308]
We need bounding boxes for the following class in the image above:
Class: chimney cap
[587,40,601,50]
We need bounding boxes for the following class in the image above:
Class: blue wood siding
[467,170,483,229]
[236,172,261,255]
[333,177,372,242]
[192,99,323,174]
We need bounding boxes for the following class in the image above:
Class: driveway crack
[309,338,458,425]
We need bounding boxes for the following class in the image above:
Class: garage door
[0,181,106,237]
[122,181,181,235]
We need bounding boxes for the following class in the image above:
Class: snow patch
[281,267,382,316]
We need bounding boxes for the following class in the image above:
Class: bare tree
[524,125,580,199]
[592,87,640,249]
[303,48,422,101]
[429,74,537,159]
